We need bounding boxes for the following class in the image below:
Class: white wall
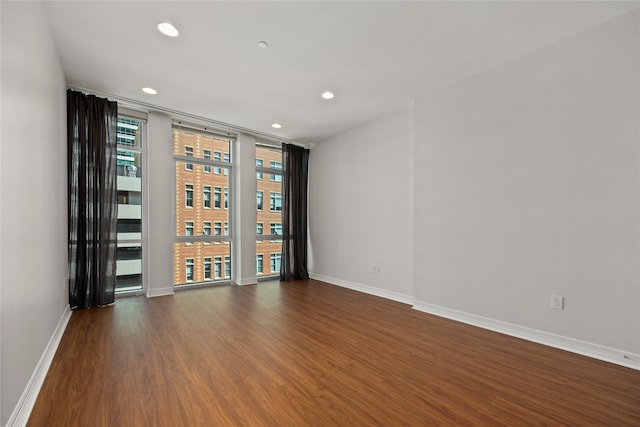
[1,2,69,424]
[309,10,639,366]
[414,11,639,354]
[309,107,415,302]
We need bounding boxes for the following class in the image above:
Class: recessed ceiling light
[258,41,268,48]
[157,22,179,37]
[142,87,157,95]
[321,91,335,100]
[271,123,282,129]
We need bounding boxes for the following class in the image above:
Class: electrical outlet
[551,295,564,310]
[370,264,376,274]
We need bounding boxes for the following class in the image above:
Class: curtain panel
[280,143,310,281]
[68,89,118,309]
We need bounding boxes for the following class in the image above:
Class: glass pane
[175,161,229,236]
[174,242,231,286]
[256,240,282,277]
[117,151,142,178]
[117,117,143,293]
[117,117,142,150]
[116,274,142,292]
[256,145,282,277]
[174,127,232,287]
[116,244,142,291]
[173,128,231,161]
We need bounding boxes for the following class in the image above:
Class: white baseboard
[234,277,258,286]
[146,286,175,298]
[6,304,72,427]
[309,273,414,305]
[412,300,640,371]
[308,273,639,370]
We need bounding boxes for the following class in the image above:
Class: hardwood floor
[29,280,639,426]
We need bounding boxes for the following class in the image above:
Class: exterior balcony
[117,175,141,192]
[116,259,142,276]
[118,204,141,220]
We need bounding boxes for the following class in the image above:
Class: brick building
[256,145,284,277]
[172,129,283,286]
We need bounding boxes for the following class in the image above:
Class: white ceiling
[43,1,639,144]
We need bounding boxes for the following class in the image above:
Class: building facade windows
[270,223,282,235]
[225,256,231,278]
[204,257,212,280]
[256,254,263,274]
[256,144,283,277]
[186,258,194,282]
[203,186,211,209]
[185,146,194,170]
[203,221,211,245]
[223,153,230,175]
[214,256,222,279]
[214,187,222,209]
[185,221,194,246]
[185,184,194,207]
[256,159,263,180]
[203,149,211,173]
[117,117,138,146]
[270,192,282,211]
[257,191,263,211]
[214,151,221,174]
[270,161,282,182]
[173,125,233,287]
[270,253,281,273]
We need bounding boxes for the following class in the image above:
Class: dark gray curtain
[68,90,118,309]
[280,143,310,281]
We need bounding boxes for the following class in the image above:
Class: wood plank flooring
[28,280,640,426]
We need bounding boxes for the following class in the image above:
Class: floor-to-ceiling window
[173,124,234,286]
[256,144,282,278]
[116,114,145,293]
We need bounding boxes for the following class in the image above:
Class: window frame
[270,222,282,236]
[224,256,231,279]
[203,149,211,173]
[214,187,222,209]
[203,185,211,209]
[270,192,282,212]
[203,257,212,280]
[256,254,264,274]
[270,161,282,182]
[256,143,283,280]
[185,184,194,208]
[185,146,194,171]
[213,152,222,174]
[256,159,263,180]
[172,123,235,288]
[214,256,222,279]
[270,253,282,273]
[257,191,263,211]
[186,258,195,282]
[115,112,147,295]
[185,221,194,246]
